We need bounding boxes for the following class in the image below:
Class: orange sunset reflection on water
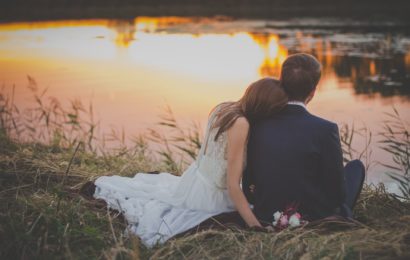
[0,17,410,183]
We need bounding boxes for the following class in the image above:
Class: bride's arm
[226,117,262,228]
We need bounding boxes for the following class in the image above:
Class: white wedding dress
[93,105,237,247]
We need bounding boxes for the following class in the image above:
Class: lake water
[0,17,409,189]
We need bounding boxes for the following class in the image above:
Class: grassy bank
[1,81,410,259]
[0,132,409,259]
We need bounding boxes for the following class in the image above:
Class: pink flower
[279,215,289,226]
[272,206,305,230]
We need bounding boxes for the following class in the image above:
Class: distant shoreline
[1,1,409,23]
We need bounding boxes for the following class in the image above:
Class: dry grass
[1,120,410,260]
[151,184,410,260]
[1,81,410,259]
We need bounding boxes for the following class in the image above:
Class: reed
[379,108,410,199]
[340,122,374,174]
[0,76,99,152]
[146,104,202,174]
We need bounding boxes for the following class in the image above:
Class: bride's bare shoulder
[227,117,249,143]
[232,117,249,130]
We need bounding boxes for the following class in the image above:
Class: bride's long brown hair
[212,77,288,141]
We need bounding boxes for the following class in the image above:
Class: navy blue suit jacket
[243,104,346,222]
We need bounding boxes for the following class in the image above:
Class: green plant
[147,105,202,175]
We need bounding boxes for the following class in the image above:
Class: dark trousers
[340,159,366,218]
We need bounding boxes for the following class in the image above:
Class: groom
[182,54,365,235]
[243,53,365,222]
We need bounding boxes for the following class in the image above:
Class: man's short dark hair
[280,53,322,102]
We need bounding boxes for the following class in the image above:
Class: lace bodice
[195,104,230,190]
[93,104,239,247]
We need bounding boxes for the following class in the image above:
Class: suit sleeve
[320,123,346,206]
[242,167,255,205]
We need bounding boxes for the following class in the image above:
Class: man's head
[280,53,322,103]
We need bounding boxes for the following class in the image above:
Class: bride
[92,77,288,247]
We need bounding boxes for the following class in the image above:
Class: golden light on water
[369,60,376,76]
[406,52,410,71]
[134,16,193,32]
[126,32,264,80]
[0,18,287,80]
[0,19,110,31]
[0,17,409,135]
[251,34,288,77]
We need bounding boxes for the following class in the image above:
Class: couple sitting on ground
[81,53,365,247]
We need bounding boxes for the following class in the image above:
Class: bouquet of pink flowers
[272,203,307,231]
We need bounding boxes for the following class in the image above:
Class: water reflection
[1,18,408,101]
[331,56,410,98]
[107,17,195,47]
[134,17,194,32]
[107,20,136,48]
[250,33,288,77]
[123,19,409,99]
[0,18,409,127]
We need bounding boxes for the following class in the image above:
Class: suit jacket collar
[281,104,310,116]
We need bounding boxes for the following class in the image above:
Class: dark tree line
[0,0,409,22]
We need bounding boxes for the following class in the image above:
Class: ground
[0,133,409,259]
